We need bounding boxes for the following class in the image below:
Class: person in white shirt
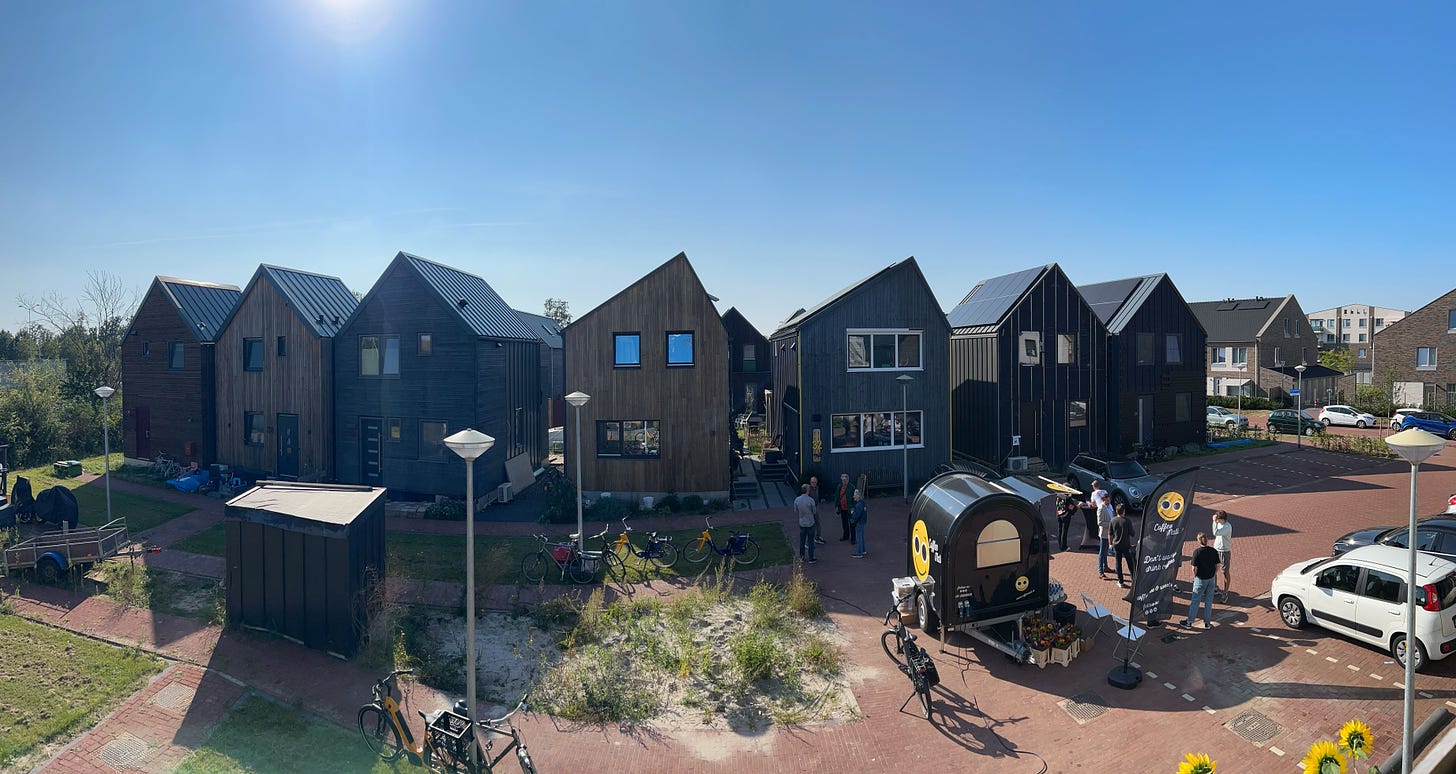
[1088,481,1113,577]
[1211,510,1233,595]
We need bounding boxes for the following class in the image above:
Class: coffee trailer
[903,470,1067,663]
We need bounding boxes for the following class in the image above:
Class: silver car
[1206,406,1248,430]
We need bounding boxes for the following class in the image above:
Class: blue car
[1401,410,1456,440]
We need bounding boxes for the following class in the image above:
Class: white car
[1392,408,1424,431]
[1205,405,1248,430]
[1272,544,1456,671]
[1318,404,1377,429]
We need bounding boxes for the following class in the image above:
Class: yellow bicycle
[358,669,537,773]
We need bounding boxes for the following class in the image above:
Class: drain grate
[98,734,148,770]
[151,682,196,711]
[1226,709,1282,745]
[1057,692,1110,724]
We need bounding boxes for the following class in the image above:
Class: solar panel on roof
[947,265,1045,328]
[1237,300,1270,310]
[1216,302,1237,311]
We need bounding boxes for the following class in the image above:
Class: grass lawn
[387,521,793,586]
[0,613,165,769]
[176,693,429,774]
[171,523,227,557]
[13,455,195,533]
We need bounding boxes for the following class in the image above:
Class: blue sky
[2,2,1452,335]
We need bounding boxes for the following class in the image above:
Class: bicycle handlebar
[482,691,532,726]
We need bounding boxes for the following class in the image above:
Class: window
[1386,527,1442,552]
[1326,318,1334,329]
[388,418,401,442]
[1357,371,1372,385]
[1358,349,1367,359]
[360,336,400,376]
[1273,346,1282,365]
[1211,347,1227,367]
[1069,400,1088,428]
[1375,317,1385,327]
[595,419,661,458]
[1301,347,1308,364]
[666,331,695,366]
[830,411,924,451]
[1057,334,1076,364]
[613,333,641,367]
[1358,318,1366,328]
[1362,569,1404,604]
[1175,393,1190,423]
[1017,331,1041,366]
[1283,318,1291,337]
[976,520,1021,568]
[142,341,150,357]
[168,341,184,370]
[275,336,286,357]
[1211,377,1221,395]
[513,407,525,456]
[1136,333,1154,365]
[244,412,265,447]
[243,338,263,371]
[1165,335,1182,365]
[1418,347,1438,370]
[847,330,922,370]
[1315,564,1360,593]
[1232,347,1248,367]
[419,420,448,460]
[1342,319,1351,329]
[742,344,757,371]
[1358,334,1366,343]
[418,333,432,356]
[1311,319,1323,331]
[1449,310,1456,332]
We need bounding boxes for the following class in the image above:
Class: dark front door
[360,417,383,486]
[1018,401,1041,457]
[1138,395,1154,445]
[135,407,151,459]
[277,413,299,479]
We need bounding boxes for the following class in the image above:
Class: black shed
[225,481,387,657]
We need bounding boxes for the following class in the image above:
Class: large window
[244,412,265,447]
[168,341,184,370]
[614,333,641,367]
[1165,335,1182,365]
[596,419,661,458]
[1211,347,1227,367]
[977,520,1021,568]
[1418,347,1438,370]
[361,336,400,376]
[243,338,263,371]
[1057,334,1076,364]
[666,331,695,366]
[1232,347,1247,367]
[742,344,757,371]
[419,420,448,460]
[830,411,923,451]
[1136,333,1154,365]
[847,330,922,370]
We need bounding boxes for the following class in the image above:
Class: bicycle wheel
[520,552,547,583]
[602,549,627,583]
[568,554,596,584]
[648,541,678,569]
[916,677,933,719]
[683,538,713,564]
[358,705,405,761]
[731,537,760,566]
[881,629,906,666]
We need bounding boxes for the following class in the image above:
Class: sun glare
[308,0,394,43]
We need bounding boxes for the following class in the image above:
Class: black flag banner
[1129,467,1202,625]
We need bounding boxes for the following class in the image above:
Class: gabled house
[214,265,358,480]
[769,257,950,490]
[121,276,241,465]
[563,253,729,499]
[948,263,1107,471]
[513,309,566,427]
[722,307,771,420]
[334,252,545,498]
[1189,295,1324,402]
[1079,273,1207,453]
[1371,287,1456,412]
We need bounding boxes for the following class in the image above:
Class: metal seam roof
[401,253,536,340]
[260,265,358,338]
[157,277,242,343]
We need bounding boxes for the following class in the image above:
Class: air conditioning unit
[497,482,513,503]
[1006,456,1029,473]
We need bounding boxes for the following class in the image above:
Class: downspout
[796,330,804,481]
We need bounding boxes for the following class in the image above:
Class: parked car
[1267,408,1324,436]
[1064,453,1164,512]
[1391,408,1424,431]
[1399,411,1456,440]
[1272,544,1456,671]
[1318,404,1377,429]
[1332,517,1456,560]
[1206,406,1248,430]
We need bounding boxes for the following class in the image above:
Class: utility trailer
[2,519,132,583]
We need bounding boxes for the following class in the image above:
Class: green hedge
[1207,394,1289,411]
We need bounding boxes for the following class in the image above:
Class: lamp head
[565,391,591,408]
[895,374,915,384]
[1295,363,1306,374]
[443,428,495,461]
[94,386,115,399]
[1385,427,1446,465]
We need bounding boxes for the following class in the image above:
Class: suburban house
[1079,273,1208,453]
[563,252,730,500]
[1307,303,1409,393]
[722,307,771,421]
[948,263,1107,472]
[121,276,242,465]
[514,309,566,427]
[214,265,358,481]
[1370,287,1456,412]
[769,257,950,490]
[334,252,545,499]
[1189,295,1328,403]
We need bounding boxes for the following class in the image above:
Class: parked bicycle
[683,514,760,565]
[150,453,182,480]
[520,529,619,584]
[357,668,537,773]
[882,606,939,719]
[611,516,678,572]
[577,524,627,583]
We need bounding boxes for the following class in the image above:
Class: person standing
[1109,503,1136,588]
[850,490,869,558]
[1088,481,1113,577]
[794,485,818,564]
[835,474,854,541]
[1055,494,1077,552]
[808,475,825,545]
[1211,510,1233,596]
[1183,533,1221,628]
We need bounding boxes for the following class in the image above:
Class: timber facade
[723,307,772,419]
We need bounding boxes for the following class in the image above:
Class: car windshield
[1107,461,1149,478]
[1300,556,1339,575]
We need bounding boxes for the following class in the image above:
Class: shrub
[729,630,780,683]
[1207,394,1289,411]
[703,498,729,513]
[680,494,704,512]
[423,500,465,521]
[586,495,633,523]
[785,564,824,619]
[659,494,682,513]
[538,467,580,524]
[799,634,843,674]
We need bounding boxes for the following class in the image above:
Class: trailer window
[977,519,1021,568]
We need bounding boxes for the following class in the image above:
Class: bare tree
[17,270,139,332]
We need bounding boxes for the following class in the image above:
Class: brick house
[1189,295,1332,403]
[1370,287,1456,412]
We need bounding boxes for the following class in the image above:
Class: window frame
[1232,347,1248,367]
[276,335,287,357]
[1136,333,1155,366]
[1165,334,1182,365]
[168,341,184,370]
[665,330,695,367]
[1069,400,1088,428]
[360,335,401,377]
[1057,334,1076,365]
[1417,347,1438,371]
[244,411,266,447]
[387,417,402,443]
[595,419,661,459]
[613,332,642,368]
[1449,310,1456,332]
[846,329,924,372]
[1017,331,1041,367]
[742,343,757,371]
[1211,347,1227,367]
[418,420,449,462]
[829,410,925,452]
[418,333,432,356]
[243,338,264,372]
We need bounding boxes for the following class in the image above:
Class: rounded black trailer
[903,470,1058,663]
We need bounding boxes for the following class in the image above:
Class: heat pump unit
[497,483,513,503]
[1006,456,1029,473]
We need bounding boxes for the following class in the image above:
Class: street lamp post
[896,374,914,501]
[565,391,591,554]
[1294,364,1307,451]
[1385,427,1447,774]
[442,429,495,774]
[1235,363,1246,423]
[94,386,115,525]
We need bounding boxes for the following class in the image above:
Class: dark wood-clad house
[334,252,545,498]
[948,263,1108,472]
[723,307,771,419]
[769,257,951,490]
[514,309,566,427]
[121,276,242,465]
[563,253,730,499]
[214,265,358,480]
[1079,273,1207,453]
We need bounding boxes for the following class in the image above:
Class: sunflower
[1338,720,1374,760]
[1302,740,1347,774]
[1176,752,1216,774]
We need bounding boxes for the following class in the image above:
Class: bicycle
[357,668,537,773]
[882,606,939,719]
[683,514,760,565]
[577,524,627,583]
[610,515,678,572]
[150,454,182,480]
[521,532,601,584]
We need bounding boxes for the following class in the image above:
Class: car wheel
[1303,425,1316,437]
[1356,420,1367,429]
[1394,634,1429,673]
[1226,421,1236,430]
[1391,421,1401,431]
[1448,429,1456,441]
[1278,596,1306,629]
[1321,418,1331,427]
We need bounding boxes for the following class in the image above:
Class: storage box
[53,460,82,478]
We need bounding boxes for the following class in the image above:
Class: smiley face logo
[1015,575,1030,592]
[1157,492,1186,522]
[912,520,932,581]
